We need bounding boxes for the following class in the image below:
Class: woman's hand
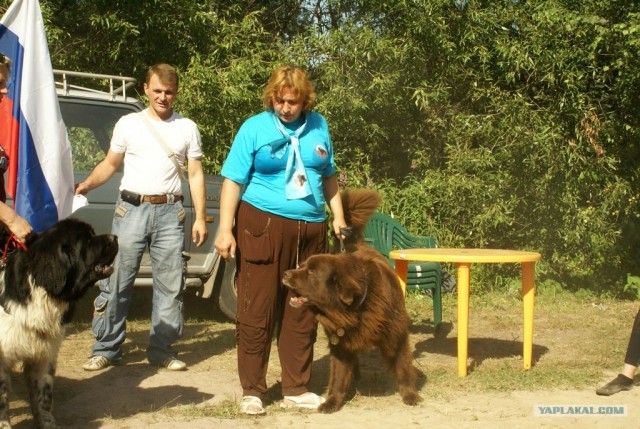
[332,218,348,240]
[215,229,236,260]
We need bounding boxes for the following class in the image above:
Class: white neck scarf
[270,113,312,200]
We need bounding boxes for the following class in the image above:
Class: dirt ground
[6,290,639,429]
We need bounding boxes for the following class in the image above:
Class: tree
[4,0,640,293]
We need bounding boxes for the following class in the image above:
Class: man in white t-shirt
[75,63,207,371]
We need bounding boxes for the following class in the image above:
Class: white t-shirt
[111,109,203,195]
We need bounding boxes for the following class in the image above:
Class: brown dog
[282,189,422,413]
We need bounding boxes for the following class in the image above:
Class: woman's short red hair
[263,66,316,112]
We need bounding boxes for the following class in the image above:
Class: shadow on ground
[414,335,550,373]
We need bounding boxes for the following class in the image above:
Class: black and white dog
[0,218,118,429]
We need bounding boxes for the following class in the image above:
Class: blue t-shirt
[221,110,336,222]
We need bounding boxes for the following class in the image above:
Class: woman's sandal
[280,392,326,409]
[240,395,266,415]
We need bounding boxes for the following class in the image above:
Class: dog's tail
[342,188,382,229]
[338,189,382,251]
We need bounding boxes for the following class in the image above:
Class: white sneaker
[82,355,111,371]
[158,357,187,371]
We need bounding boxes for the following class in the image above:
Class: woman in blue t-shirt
[214,66,346,415]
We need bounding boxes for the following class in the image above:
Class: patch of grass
[404,287,637,394]
[165,399,241,419]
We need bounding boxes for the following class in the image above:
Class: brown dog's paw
[318,397,342,413]
[402,392,423,406]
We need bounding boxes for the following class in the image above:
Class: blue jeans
[91,197,186,363]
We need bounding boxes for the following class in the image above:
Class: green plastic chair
[363,212,442,329]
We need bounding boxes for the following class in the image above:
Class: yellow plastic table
[389,248,542,377]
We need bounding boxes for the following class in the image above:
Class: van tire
[217,258,237,321]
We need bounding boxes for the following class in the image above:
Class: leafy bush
[20,0,640,295]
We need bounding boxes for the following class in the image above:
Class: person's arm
[0,203,32,241]
[75,149,124,195]
[187,158,208,247]
[323,174,347,238]
[214,178,242,260]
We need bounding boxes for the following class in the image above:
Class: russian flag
[0,0,73,232]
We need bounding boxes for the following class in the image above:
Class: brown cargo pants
[234,201,327,398]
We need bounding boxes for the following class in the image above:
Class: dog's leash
[339,226,353,253]
[1,234,27,268]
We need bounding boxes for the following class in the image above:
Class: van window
[59,99,139,171]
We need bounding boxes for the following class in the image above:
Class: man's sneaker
[157,357,187,371]
[82,355,111,371]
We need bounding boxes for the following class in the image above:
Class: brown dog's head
[282,253,369,311]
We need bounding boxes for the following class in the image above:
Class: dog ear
[30,241,75,295]
[331,266,355,306]
[337,261,368,307]
[51,243,76,293]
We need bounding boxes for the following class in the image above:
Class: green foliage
[3,0,640,294]
[623,274,640,300]
[69,128,105,171]
[175,9,284,172]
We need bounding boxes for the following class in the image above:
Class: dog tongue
[289,296,308,308]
